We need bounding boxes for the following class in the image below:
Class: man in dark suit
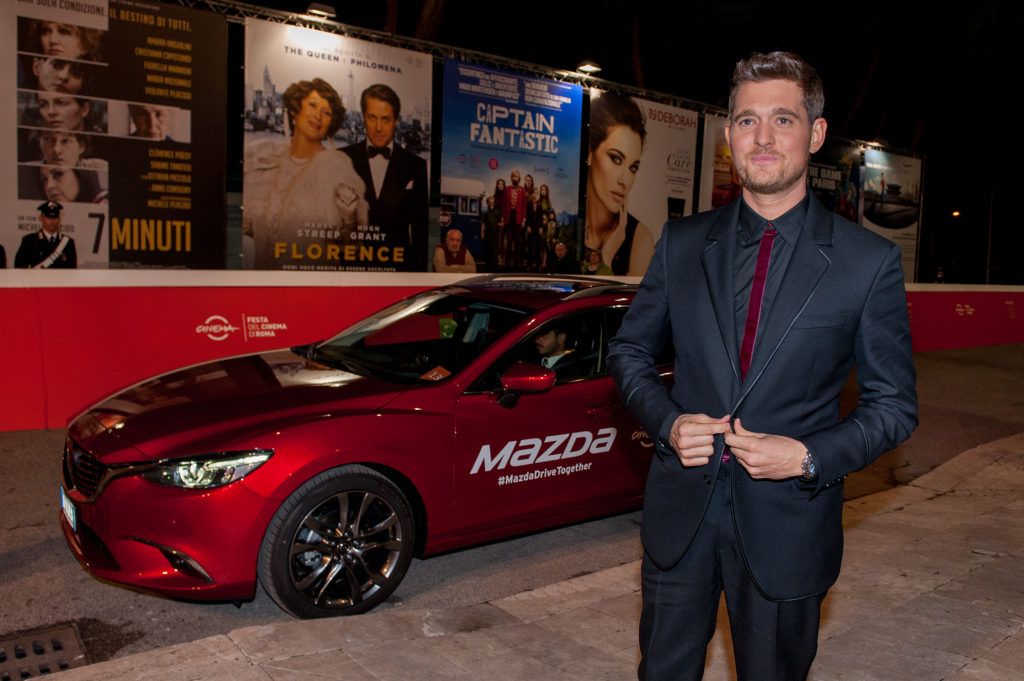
[342,84,428,271]
[15,200,77,269]
[608,52,917,681]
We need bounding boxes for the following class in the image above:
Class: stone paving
[53,433,1024,680]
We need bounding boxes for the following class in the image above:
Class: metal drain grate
[0,624,87,678]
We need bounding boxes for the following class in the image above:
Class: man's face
[363,97,396,148]
[510,170,520,186]
[40,214,61,234]
[486,196,494,210]
[33,58,83,94]
[38,94,88,130]
[39,23,84,59]
[534,330,565,358]
[445,230,463,253]
[39,132,85,166]
[554,243,567,259]
[725,79,826,199]
[131,105,172,140]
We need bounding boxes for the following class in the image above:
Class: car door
[451,307,651,538]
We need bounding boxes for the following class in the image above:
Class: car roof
[444,274,637,311]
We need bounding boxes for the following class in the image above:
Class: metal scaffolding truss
[164,0,910,156]
[165,0,723,116]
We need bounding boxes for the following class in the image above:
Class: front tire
[258,465,415,618]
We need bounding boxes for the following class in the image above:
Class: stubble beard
[735,155,807,196]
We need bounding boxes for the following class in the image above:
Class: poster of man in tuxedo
[242,18,432,272]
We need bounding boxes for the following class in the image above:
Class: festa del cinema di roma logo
[196,315,289,342]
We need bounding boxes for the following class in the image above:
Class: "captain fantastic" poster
[439,58,582,273]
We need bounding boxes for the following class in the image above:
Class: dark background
[218,0,1021,284]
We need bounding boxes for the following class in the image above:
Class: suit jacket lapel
[376,151,406,222]
[349,147,377,203]
[701,200,742,385]
[739,195,834,395]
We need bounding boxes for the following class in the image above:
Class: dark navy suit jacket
[342,142,428,270]
[608,193,917,600]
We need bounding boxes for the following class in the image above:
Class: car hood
[71,349,406,461]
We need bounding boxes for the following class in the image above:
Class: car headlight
[141,449,273,489]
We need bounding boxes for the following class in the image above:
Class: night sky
[226,0,1021,283]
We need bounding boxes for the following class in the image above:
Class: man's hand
[670,413,731,467]
[724,418,805,479]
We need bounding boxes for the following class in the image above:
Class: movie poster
[243,18,432,271]
[4,0,227,269]
[586,90,697,276]
[862,148,922,281]
[697,113,741,213]
[439,58,582,274]
[808,140,862,224]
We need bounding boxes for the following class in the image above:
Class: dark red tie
[739,226,777,380]
[723,226,777,465]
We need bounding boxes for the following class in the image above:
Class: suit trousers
[638,461,824,681]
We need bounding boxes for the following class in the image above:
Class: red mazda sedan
[60,275,655,618]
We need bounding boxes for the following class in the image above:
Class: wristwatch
[801,450,817,480]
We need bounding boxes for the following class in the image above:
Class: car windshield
[311,290,531,383]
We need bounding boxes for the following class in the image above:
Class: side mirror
[498,361,555,405]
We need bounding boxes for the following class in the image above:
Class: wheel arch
[357,461,429,556]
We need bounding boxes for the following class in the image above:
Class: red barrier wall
[906,285,1024,352]
[1,273,1022,432]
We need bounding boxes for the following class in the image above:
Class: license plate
[60,486,77,533]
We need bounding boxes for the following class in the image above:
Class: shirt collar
[738,193,809,246]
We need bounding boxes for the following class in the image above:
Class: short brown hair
[282,78,345,138]
[729,51,824,122]
[360,83,401,118]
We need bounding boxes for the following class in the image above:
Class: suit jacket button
[703,474,711,484]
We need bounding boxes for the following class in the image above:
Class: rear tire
[258,464,415,618]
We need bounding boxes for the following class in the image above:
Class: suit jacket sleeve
[800,243,917,493]
[607,228,681,445]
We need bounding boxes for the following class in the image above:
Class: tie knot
[763,226,777,238]
[368,145,391,159]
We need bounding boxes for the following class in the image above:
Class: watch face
[802,452,815,479]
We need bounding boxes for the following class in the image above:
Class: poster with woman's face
[243,19,432,272]
[584,91,698,277]
[3,0,228,269]
[2,2,109,268]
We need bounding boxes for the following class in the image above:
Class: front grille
[63,438,106,498]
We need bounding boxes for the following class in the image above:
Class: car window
[468,309,608,392]
[313,292,530,383]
